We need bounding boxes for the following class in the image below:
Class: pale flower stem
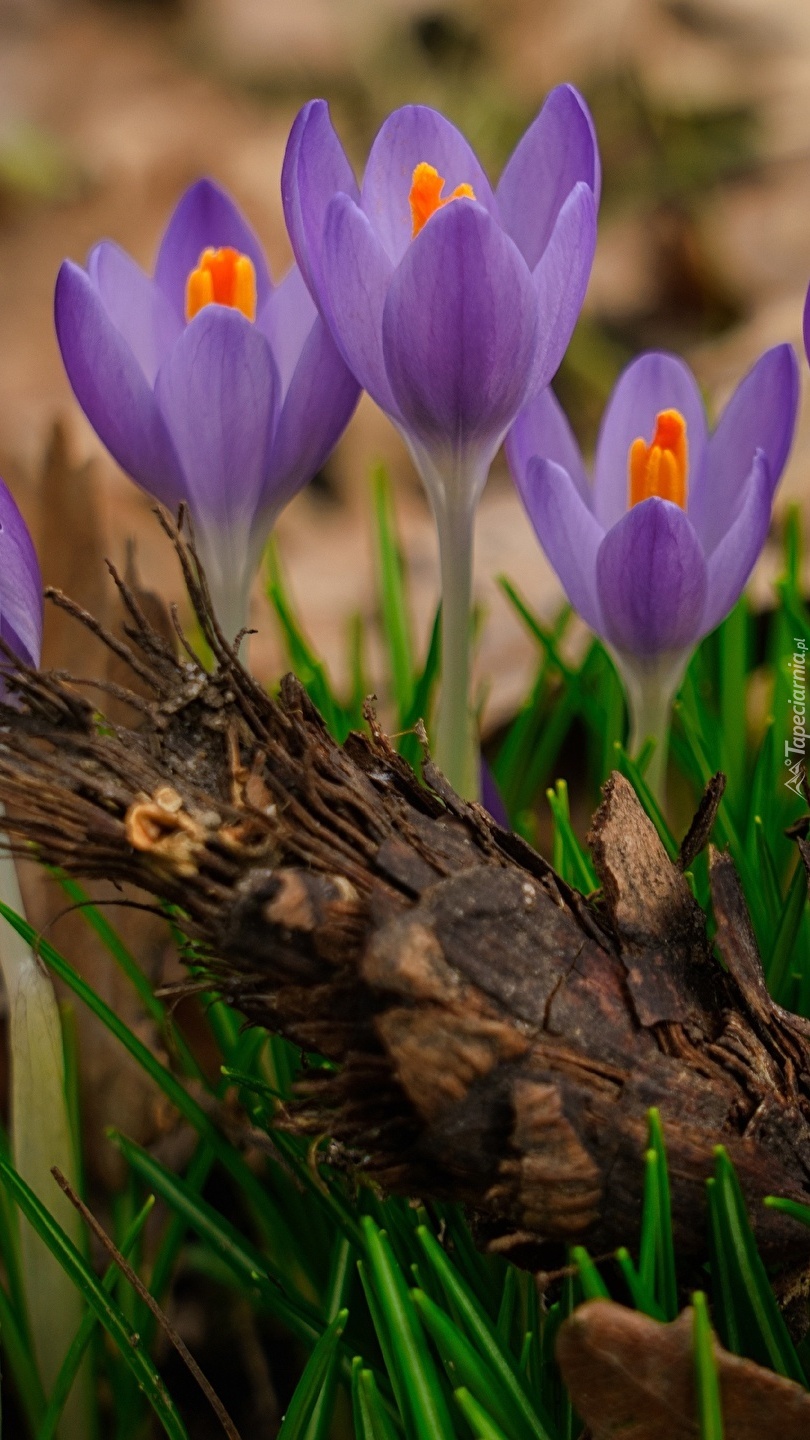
[624,664,683,810]
[207,583,250,664]
[0,829,91,1438]
[435,502,478,799]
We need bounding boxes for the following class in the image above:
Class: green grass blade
[546,781,598,891]
[357,1256,409,1426]
[277,1309,348,1440]
[37,1196,155,1440]
[355,1365,402,1440]
[108,1130,322,1344]
[497,581,574,681]
[348,611,369,722]
[266,541,349,740]
[352,1358,378,1440]
[412,1288,551,1440]
[692,1292,724,1440]
[764,1195,810,1227]
[765,859,807,1003]
[428,1203,500,1316]
[638,1149,659,1305]
[0,1277,47,1436]
[718,600,748,816]
[416,1225,556,1438]
[0,903,297,1260]
[454,1387,512,1440]
[746,721,777,846]
[372,464,414,721]
[0,1121,27,1327]
[361,1218,455,1440]
[142,1142,213,1343]
[647,1110,678,1321]
[711,1147,806,1384]
[0,1153,189,1440]
[398,604,441,772]
[53,874,200,1077]
[53,875,163,1029]
[570,1248,609,1302]
[303,1235,355,1440]
[706,1178,742,1357]
[496,1266,517,1347]
[614,1248,665,1322]
[752,819,783,931]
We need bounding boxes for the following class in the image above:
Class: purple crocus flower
[508,345,798,791]
[55,180,359,639]
[281,89,599,796]
[0,479,42,681]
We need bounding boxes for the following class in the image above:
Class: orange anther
[409,162,475,237]
[628,409,688,509]
[185,246,257,322]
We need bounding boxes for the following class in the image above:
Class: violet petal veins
[283,91,599,794]
[56,178,359,640]
[508,344,799,799]
[0,479,43,678]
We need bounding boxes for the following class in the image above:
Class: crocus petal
[480,758,509,828]
[596,498,707,656]
[592,353,709,531]
[529,182,597,395]
[497,85,600,271]
[154,179,272,323]
[360,104,498,267]
[0,479,42,669]
[55,261,186,511]
[281,99,360,302]
[154,306,279,536]
[268,315,360,512]
[381,200,537,456]
[506,385,590,507]
[521,457,604,633]
[256,263,318,398]
[804,284,810,369]
[690,344,798,555]
[701,451,771,636]
[87,241,181,384]
[320,192,398,415]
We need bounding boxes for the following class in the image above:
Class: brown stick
[52,1168,243,1440]
[0,512,804,1284]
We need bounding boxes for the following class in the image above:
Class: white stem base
[405,439,491,802]
[614,650,689,808]
[0,840,91,1437]
[435,503,478,798]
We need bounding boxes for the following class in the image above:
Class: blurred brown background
[1,3,809,1423]
[2,0,810,728]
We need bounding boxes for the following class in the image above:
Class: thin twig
[52,1168,244,1440]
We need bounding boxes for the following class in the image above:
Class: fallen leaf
[557,1300,810,1440]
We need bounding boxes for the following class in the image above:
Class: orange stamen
[409,162,475,237]
[185,246,257,322]
[628,409,688,509]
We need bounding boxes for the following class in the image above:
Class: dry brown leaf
[557,1300,810,1440]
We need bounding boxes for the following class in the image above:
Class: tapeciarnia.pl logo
[785,637,808,797]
